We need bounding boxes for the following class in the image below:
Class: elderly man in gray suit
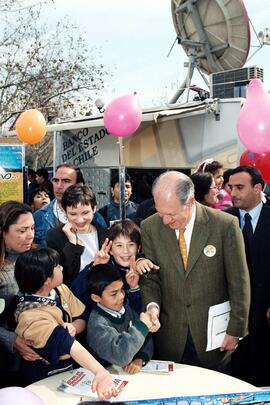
[140,171,250,373]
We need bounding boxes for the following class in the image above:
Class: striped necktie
[179,228,188,270]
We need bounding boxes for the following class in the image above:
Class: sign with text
[58,127,119,167]
[0,144,24,203]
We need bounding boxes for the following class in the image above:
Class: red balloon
[240,150,256,167]
[253,152,270,184]
[240,150,270,183]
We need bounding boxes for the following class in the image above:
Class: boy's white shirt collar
[97,302,125,318]
[32,289,56,300]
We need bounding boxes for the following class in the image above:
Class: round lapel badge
[204,244,216,257]
[0,298,5,314]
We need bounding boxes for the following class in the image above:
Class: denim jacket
[34,199,107,247]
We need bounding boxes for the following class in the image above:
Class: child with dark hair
[214,168,233,210]
[14,248,117,399]
[195,159,224,190]
[72,219,159,313]
[101,219,158,272]
[98,174,138,226]
[35,168,54,200]
[86,263,155,374]
[28,186,51,211]
[96,219,142,311]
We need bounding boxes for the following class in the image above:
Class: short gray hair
[152,171,194,205]
[175,176,194,205]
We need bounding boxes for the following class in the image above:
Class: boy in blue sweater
[86,263,156,374]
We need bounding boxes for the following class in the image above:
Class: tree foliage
[0,0,47,12]
[0,1,110,130]
[0,0,110,169]
[25,133,53,170]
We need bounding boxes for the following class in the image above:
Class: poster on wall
[0,144,24,204]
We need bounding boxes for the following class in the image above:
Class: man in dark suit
[140,171,250,373]
[227,165,270,386]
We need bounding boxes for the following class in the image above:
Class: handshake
[139,305,161,333]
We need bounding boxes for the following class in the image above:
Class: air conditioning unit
[210,66,264,99]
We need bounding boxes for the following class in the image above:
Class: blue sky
[45,0,270,111]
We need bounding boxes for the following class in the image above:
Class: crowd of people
[0,160,269,398]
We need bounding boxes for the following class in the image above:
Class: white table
[27,363,259,404]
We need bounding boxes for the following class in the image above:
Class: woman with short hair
[195,159,232,210]
[46,184,107,287]
[190,171,219,208]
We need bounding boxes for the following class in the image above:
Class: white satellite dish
[170,0,250,102]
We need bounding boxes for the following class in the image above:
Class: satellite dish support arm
[169,56,195,104]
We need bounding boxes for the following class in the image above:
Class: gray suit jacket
[140,203,250,368]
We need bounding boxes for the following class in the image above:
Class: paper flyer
[141,360,174,374]
[207,301,231,351]
[57,367,128,399]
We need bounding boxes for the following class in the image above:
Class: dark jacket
[98,200,138,227]
[226,205,270,332]
[46,223,107,286]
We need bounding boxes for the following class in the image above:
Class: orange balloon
[15,109,47,144]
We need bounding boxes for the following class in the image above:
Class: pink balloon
[103,93,142,137]
[237,78,270,153]
[0,387,43,405]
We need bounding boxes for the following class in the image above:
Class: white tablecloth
[27,363,259,404]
